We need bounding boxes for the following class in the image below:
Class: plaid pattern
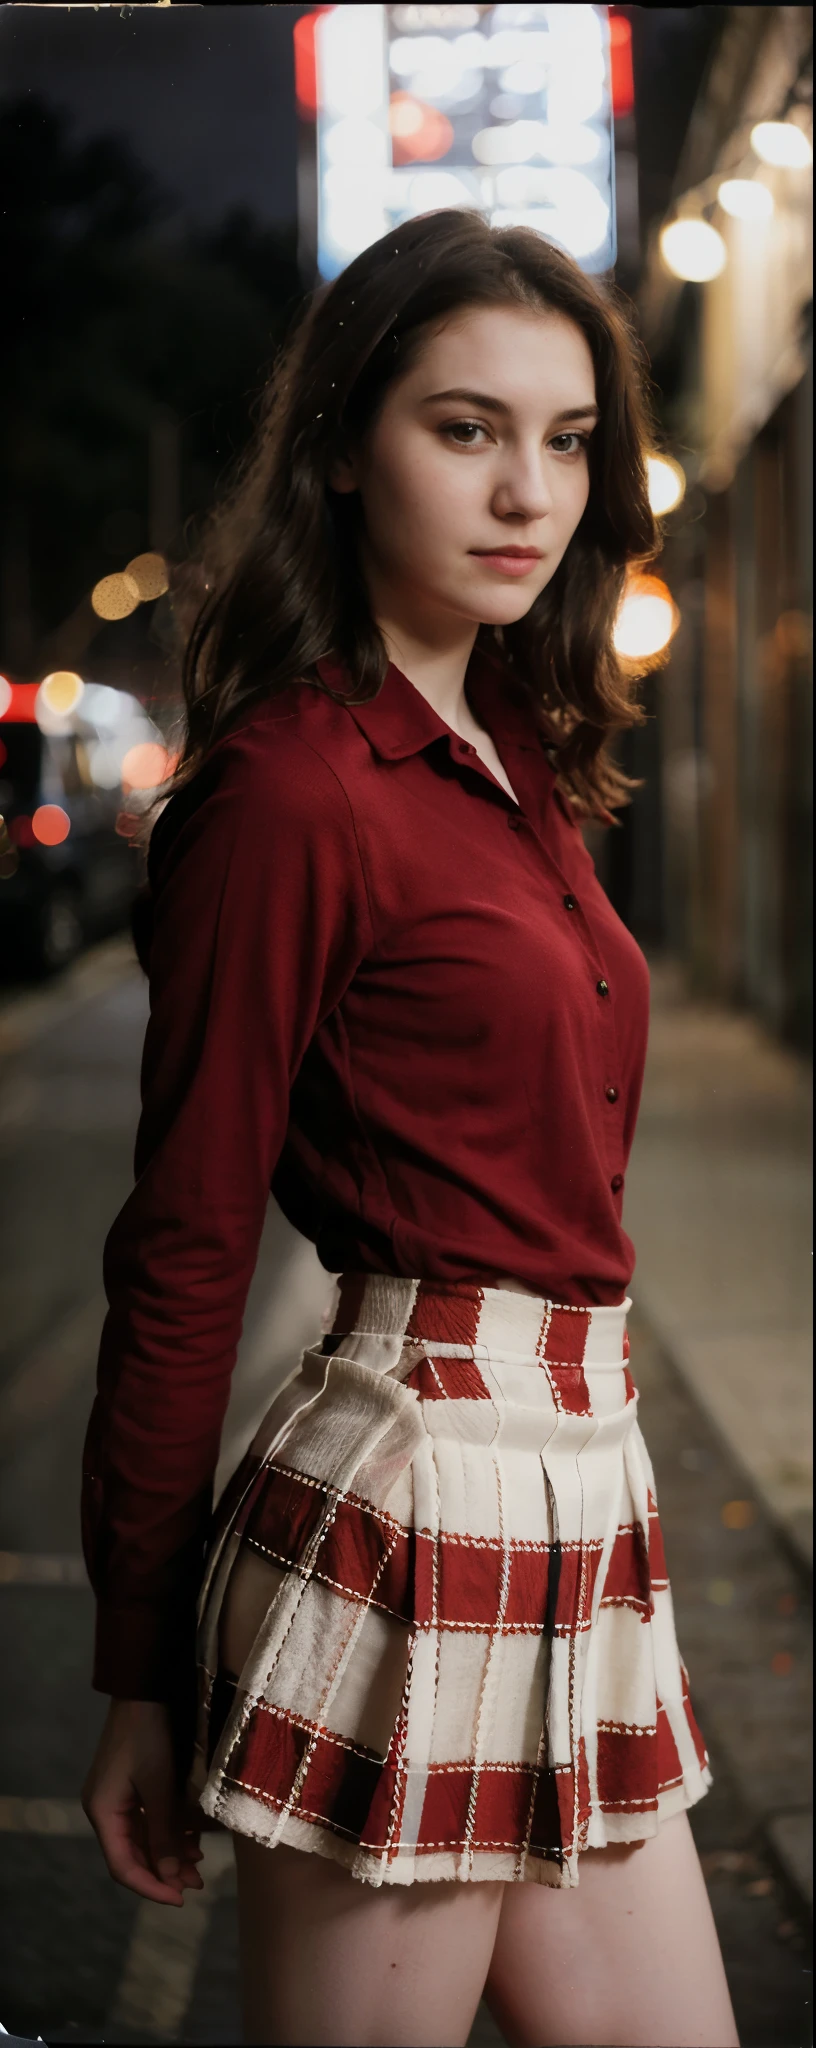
[192,1277,711,1888]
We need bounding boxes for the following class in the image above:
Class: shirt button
[563,894,577,911]
[611,1174,624,1193]
[508,813,521,830]
[458,740,474,754]
[596,978,609,998]
[605,1085,619,1102]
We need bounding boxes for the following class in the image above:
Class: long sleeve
[81,716,373,1701]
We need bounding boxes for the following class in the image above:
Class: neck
[380,627,481,730]
[366,604,482,738]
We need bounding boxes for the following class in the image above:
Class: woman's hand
[82,1697,205,1906]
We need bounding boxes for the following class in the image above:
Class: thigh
[234,1833,504,2048]
[483,1811,739,2048]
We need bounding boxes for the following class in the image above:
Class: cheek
[554,466,591,536]
[368,446,466,547]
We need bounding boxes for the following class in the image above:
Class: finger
[111,1803,184,1898]
[140,1768,187,1883]
[90,1800,185,1905]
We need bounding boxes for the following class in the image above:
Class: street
[0,937,811,2048]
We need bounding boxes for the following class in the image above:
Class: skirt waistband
[331,1275,632,1369]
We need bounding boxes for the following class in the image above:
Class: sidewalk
[626,952,813,1574]
[625,953,813,1919]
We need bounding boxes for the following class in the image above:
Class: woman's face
[329,302,599,636]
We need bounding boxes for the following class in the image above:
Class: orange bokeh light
[32,804,71,846]
[120,742,176,791]
[389,95,454,165]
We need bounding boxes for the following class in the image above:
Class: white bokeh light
[717,178,774,221]
[314,1,615,279]
[493,166,609,258]
[646,455,686,516]
[325,118,390,170]
[660,218,727,282]
[614,588,677,660]
[407,169,474,209]
[750,121,812,170]
[319,5,389,118]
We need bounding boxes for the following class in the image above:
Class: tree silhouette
[0,95,302,677]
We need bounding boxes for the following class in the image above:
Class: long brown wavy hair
[155,207,661,833]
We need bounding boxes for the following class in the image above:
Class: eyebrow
[420,388,601,424]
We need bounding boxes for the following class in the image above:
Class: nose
[491,441,555,523]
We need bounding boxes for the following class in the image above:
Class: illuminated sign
[311,3,616,280]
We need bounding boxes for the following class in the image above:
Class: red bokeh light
[389,95,455,166]
[0,681,40,723]
[0,738,7,769]
[10,814,36,847]
[609,10,634,119]
[32,804,71,846]
[293,6,335,119]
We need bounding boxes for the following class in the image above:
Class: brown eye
[440,420,489,447]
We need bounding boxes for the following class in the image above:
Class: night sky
[0,5,302,230]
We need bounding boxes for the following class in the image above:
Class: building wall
[650,341,812,1051]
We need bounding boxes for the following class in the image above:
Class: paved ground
[0,938,811,2046]
[626,954,813,1575]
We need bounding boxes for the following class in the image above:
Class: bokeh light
[721,1500,757,1531]
[124,552,170,602]
[717,178,774,221]
[120,742,176,792]
[10,814,36,848]
[660,218,727,282]
[87,740,125,791]
[707,1579,735,1607]
[314,4,616,278]
[750,120,813,170]
[91,572,141,621]
[646,455,687,516]
[614,574,679,661]
[38,671,85,717]
[32,805,71,846]
[0,676,12,718]
[389,95,454,164]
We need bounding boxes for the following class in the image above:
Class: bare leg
[483,1810,739,2048]
[235,1834,504,2047]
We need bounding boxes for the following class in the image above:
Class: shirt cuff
[92,1597,197,1703]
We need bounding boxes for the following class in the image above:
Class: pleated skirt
[192,1275,712,1888]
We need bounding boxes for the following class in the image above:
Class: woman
[81,210,738,2048]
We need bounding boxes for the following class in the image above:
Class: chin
[475,592,543,626]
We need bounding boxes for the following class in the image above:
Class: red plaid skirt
[192,1276,711,1888]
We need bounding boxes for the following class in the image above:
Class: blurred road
[0,938,811,2046]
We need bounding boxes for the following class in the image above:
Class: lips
[471,548,542,559]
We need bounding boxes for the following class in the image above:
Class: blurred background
[0,6,811,2044]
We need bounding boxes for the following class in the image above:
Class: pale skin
[83,303,739,2046]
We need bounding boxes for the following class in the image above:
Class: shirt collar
[314,643,551,765]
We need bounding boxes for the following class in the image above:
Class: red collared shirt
[82,645,650,1700]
